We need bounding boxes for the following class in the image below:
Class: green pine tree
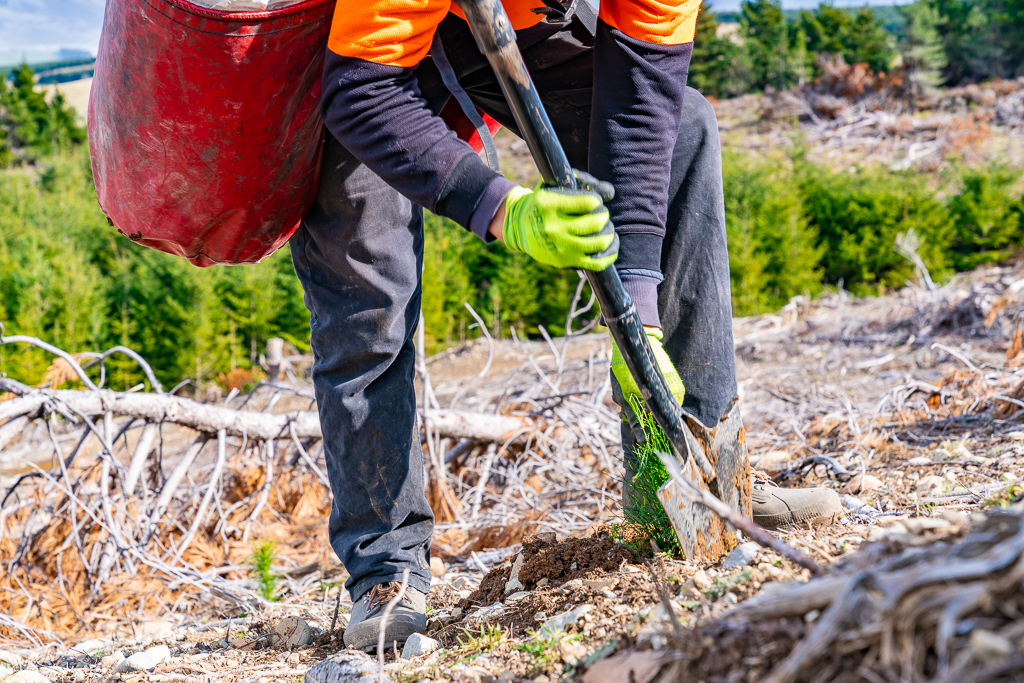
[900,1,949,104]
[689,1,747,97]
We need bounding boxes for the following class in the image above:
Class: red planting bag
[88,0,334,266]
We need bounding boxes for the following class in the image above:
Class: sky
[1,0,905,64]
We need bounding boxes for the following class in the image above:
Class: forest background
[1,0,1023,391]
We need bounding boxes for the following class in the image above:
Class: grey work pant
[290,18,737,602]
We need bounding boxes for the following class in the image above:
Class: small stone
[535,578,549,588]
[542,604,594,633]
[112,645,171,674]
[915,475,945,497]
[497,672,517,683]
[100,652,126,669]
[582,577,615,592]
[430,557,446,578]
[559,579,583,593]
[286,652,301,665]
[135,619,174,638]
[969,629,1013,663]
[721,542,759,571]
[805,609,821,623]
[692,569,712,591]
[504,591,531,604]
[401,633,440,659]
[72,672,85,682]
[903,517,951,535]
[533,532,556,544]
[36,668,64,681]
[939,509,969,526]
[0,653,23,668]
[533,675,551,683]
[721,592,738,604]
[907,456,932,466]
[751,450,795,470]
[450,607,463,619]
[452,576,475,591]
[842,474,883,495]
[504,553,525,594]
[272,616,312,648]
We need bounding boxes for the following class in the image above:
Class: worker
[289,0,843,652]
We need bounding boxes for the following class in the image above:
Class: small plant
[249,540,279,602]
[457,624,504,654]
[618,396,680,555]
[983,483,1023,509]
[514,629,577,675]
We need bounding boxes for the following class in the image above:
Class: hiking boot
[752,484,844,530]
[343,582,427,652]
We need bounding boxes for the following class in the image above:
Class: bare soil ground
[4,257,1024,682]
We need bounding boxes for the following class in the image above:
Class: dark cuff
[619,270,662,328]
[468,176,516,242]
[435,153,503,228]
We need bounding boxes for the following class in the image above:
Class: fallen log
[0,378,536,444]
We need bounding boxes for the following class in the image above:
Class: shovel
[457,0,821,572]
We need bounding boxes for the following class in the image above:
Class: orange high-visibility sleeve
[328,0,545,68]
[328,0,453,68]
[599,0,701,45]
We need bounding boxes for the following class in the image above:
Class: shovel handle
[456,0,718,489]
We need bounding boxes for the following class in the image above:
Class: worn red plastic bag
[88,0,334,266]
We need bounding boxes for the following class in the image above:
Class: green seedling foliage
[619,395,680,556]
[249,540,279,602]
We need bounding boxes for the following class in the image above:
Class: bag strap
[431,32,501,172]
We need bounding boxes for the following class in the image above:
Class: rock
[559,579,583,593]
[907,457,932,466]
[721,542,759,571]
[430,557,446,578]
[939,509,969,526]
[915,475,945,496]
[305,650,392,683]
[135,619,175,638]
[37,667,64,681]
[452,576,475,591]
[504,553,525,594]
[504,591,531,604]
[583,577,615,592]
[541,604,594,633]
[450,607,463,619]
[692,569,712,591]
[100,652,126,669]
[903,517,951,535]
[401,633,440,659]
[496,672,517,683]
[0,654,22,669]
[466,602,505,624]
[287,652,301,665]
[231,635,262,650]
[722,592,738,604]
[272,616,312,649]
[842,474,883,495]
[112,645,171,674]
[0,673,50,683]
[751,450,795,470]
[533,532,556,544]
[72,672,85,682]
[969,629,1013,663]
[581,650,664,683]
[452,665,493,683]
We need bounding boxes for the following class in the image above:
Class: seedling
[248,540,279,602]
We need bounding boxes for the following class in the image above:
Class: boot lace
[366,582,403,610]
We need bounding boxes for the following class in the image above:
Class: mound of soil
[464,530,638,607]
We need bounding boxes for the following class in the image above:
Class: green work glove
[502,171,618,271]
[610,328,685,407]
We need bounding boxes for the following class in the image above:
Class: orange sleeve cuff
[599,0,701,45]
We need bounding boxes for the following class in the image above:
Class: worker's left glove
[502,170,618,271]
[610,327,685,408]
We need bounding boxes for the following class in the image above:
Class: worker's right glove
[502,171,618,271]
